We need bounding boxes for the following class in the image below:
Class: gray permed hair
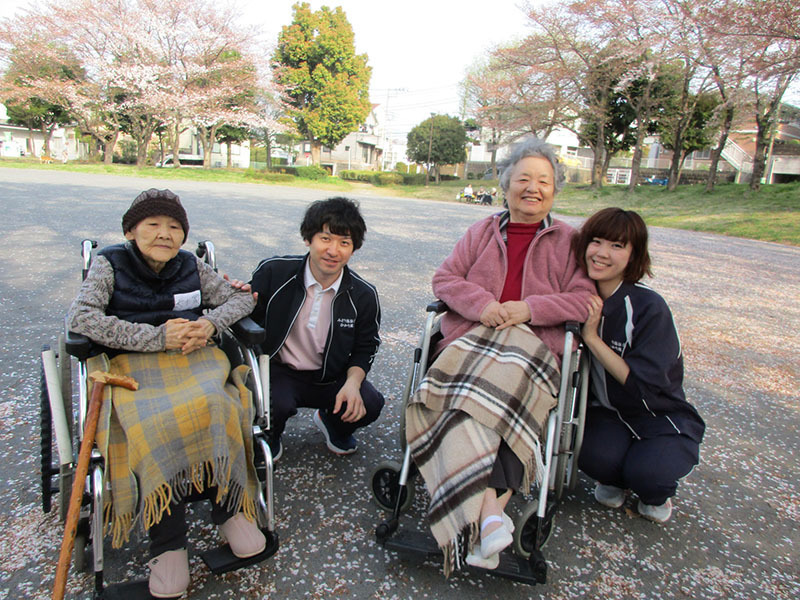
[498,138,565,194]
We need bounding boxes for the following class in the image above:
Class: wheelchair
[371,300,589,584]
[40,239,279,599]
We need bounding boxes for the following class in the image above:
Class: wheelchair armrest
[426,300,449,313]
[565,321,581,336]
[229,317,265,346]
[64,330,92,360]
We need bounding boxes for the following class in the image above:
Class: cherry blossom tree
[1,0,274,167]
[0,42,81,156]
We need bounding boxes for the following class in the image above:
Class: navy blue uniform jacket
[591,281,705,443]
[249,254,381,384]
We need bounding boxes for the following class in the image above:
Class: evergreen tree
[272,2,372,165]
[406,115,467,183]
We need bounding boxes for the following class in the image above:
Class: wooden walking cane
[52,371,138,600]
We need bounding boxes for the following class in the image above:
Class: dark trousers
[269,362,385,440]
[578,406,700,506]
[149,486,234,557]
[488,441,523,493]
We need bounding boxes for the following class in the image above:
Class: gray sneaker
[594,483,626,508]
[638,498,673,523]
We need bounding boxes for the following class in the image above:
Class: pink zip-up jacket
[433,211,595,360]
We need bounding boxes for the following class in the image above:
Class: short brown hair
[572,208,652,282]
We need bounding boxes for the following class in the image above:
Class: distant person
[462,183,475,201]
[572,207,705,523]
[248,197,385,461]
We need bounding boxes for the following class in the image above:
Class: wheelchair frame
[372,300,589,584]
[40,239,278,599]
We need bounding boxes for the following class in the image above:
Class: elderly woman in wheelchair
[405,138,594,574]
[66,189,265,598]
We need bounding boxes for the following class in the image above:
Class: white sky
[0,0,537,140]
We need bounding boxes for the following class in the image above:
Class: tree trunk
[265,134,273,169]
[750,75,792,191]
[705,105,733,193]
[628,122,647,192]
[103,130,120,165]
[41,124,52,156]
[134,117,158,168]
[590,120,606,190]
[601,150,613,180]
[172,119,182,168]
[310,140,322,165]
[667,127,685,191]
[750,120,770,191]
[226,141,233,168]
[27,127,37,157]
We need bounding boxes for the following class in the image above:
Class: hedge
[244,170,297,183]
[339,169,374,182]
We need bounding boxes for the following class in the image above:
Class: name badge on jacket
[174,290,201,311]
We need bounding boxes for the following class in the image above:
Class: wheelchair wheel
[512,499,554,559]
[370,461,414,513]
[553,427,573,501]
[40,345,54,514]
[56,335,74,521]
[567,354,589,491]
[40,340,76,518]
[73,523,90,572]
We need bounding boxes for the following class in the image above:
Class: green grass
[3,158,797,245]
[392,178,800,246]
[553,183,800,246]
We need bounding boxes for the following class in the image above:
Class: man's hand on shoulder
[223,273,257,302]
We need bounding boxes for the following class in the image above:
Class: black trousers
[149,486,235,557]
[268,362,385,440]
[578,406,700,506]
[488,441,524,493]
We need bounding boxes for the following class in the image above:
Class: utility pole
[425,114,434,186]
[381,88,405,171]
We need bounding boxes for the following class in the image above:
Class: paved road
[1,168,798,599]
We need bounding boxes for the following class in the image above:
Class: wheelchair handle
[426,300,448,313]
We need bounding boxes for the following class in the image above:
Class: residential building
[296,105,384,174]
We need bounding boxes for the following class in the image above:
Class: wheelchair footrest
[100,579,152,600]
[384,528,546,585]
[200,529,279,575]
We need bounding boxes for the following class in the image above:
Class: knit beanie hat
[122,188,189,242]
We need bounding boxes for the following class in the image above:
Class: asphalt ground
[0,168,797,599]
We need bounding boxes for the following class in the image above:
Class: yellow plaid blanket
[89,346,260,548]
[406,324,560,575]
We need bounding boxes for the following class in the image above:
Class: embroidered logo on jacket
[336,317,355,329]
[610,339,626,353]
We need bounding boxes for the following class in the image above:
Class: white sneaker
[638,498,673,523]
[465,545,499,569]
[594,483,626,508]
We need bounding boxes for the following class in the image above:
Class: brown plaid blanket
[90,346,260,548]
[406,324,560,575]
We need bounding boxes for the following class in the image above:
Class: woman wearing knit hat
[67,189,266,598]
